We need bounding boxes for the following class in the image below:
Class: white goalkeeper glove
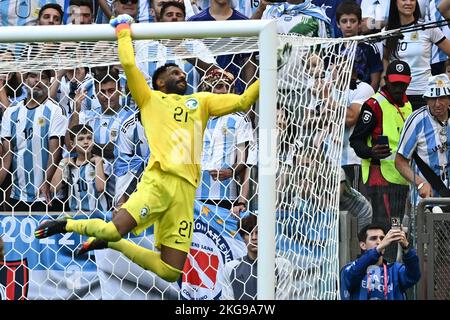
[110,14,135,28]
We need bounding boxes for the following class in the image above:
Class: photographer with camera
[340,223,421,300]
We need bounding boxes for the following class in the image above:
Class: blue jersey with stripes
[79,107,129,150]
[1,99,68,202]
[113,109,150,177]
[0,0,68,26]
[196,113,253,201]
[64,158,111,214]
[397,106,450,203]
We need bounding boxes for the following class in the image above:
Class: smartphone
[391,217,401,230]
[375,135,389,146]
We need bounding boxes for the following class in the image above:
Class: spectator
[50,67,92,117]
[313,0,360,38]
[188,0,257,94]
[51,124,110,214]
[350,60,412,233]
[439,0,450,19]
[0,70,68,212]
[360,0,428,34]
[339,168,373,232]
[67,68,126,161]
[340,223,420,300]
[383,0,450,111]
[97,0,139,23]
[395,74,450,203]
[150,0,196,21]
[336,0,383,91]
[428,0,450,75]
[0,50,27,110]
[0,0,67,26]
[196,68,254,217]
[259,0,332,37]
[113,108,150,208]
[37,3,64,25]
[341,65,375,191]
[220,213,293,300]
[68,0,94,24]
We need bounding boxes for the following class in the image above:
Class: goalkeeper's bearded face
[163,66,187,95]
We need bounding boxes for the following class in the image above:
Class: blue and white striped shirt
[196,113,253,201]
[64,159,111,214]
[1,99,68,202]
[429,0,450,65]
[0,0,68,26]
[397,106,450,203]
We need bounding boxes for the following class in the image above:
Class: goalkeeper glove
[110,14,135,31]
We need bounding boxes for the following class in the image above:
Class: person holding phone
[340,223,420,300]
[350,60,412,237]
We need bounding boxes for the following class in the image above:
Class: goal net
[0,24,356,300]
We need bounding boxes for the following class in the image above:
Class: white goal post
[0,20,278,299]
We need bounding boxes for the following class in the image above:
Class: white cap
[423,74,450,98]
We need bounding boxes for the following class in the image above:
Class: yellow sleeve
[117,28,151,109]
[206,80,259,117]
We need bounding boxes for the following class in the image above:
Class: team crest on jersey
[362,110,372,124]
[37,117,46,127]
[410,32,418,41]
[140,207,149,217]
[88,170,96,179]
[185,98,199,110]
[110,129,118,138]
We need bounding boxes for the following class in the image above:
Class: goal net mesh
[0,34,356,300]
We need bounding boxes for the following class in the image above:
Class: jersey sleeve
[349,102,378,159]
[1,107,12,139]
[204,80,259,117]
[236,115,254,145]
[49,106,68,138]
[117,28,152,109]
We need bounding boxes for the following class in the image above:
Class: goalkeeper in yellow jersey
[35,14,260,282]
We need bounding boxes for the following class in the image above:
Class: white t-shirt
[386,22,446,95]
[341,81,375,166]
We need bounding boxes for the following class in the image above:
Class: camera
[391,217,401,230]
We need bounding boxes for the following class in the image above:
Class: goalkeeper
[35,14,260,283]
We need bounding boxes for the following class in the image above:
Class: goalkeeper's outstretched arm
[205,79,260,117]
[112,15,151,109]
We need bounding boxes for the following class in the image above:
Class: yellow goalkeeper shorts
[122,164,196,253]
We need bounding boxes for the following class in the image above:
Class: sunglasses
[118,0,138,4]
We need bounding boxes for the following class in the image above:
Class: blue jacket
[340,248,421,300]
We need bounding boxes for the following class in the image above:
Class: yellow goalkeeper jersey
[117,29,260,188]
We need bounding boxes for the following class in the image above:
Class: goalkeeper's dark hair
[160,1,186,20]
[336,0,361,23]
[385,0,421,60]
[152,63,179,90]
[357,223,387,243]
[69,124,93,141]
[239,213,257,238]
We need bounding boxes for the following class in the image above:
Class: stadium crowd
[0,0,449,300]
